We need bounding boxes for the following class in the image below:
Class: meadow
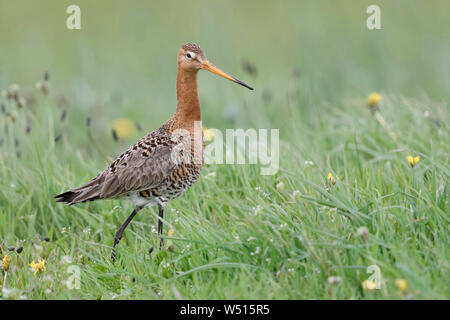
[0,0,449,299]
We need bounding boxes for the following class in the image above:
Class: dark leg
[111,206,141,260]
[158,204,165,248]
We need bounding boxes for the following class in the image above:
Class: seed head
[8,84,20,100]
[60,109,67,122]
[17,97,26,108]
[112,129,119,142]
[241,59,257,78]
[357,226,369,242]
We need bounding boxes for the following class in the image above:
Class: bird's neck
[173,68,201,132]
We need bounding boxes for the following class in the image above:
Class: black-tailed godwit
[55,43,253,259]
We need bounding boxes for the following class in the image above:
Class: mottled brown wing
[56,129,177,205]
[99,143,176,198]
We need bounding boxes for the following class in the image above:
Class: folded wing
[55,130,176,205]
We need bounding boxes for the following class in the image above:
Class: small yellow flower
[395,278,408,293]
[29,259,46,274]
[111,118,136,139]
[2,255,12,271]
[203,127,215,142]
[362,280,377,290]
[327,172,336,185]
[167,229,175,251]
[367,92,382,107]
[407,155,420,168]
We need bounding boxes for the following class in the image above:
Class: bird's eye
[186,52,195,59]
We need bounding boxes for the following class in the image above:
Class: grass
[0,0,449,300]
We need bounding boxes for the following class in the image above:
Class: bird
[55,43,253,260]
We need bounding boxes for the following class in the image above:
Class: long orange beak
[201,60,253,90]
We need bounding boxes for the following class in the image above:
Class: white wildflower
[357,226,369,242]
[206,172,216,179]
[328,276,342,285]
[61,255,73,264]
[279,223,288,229]
[251,246,261,256]
[252,205,262,216]
[276,181,285,190]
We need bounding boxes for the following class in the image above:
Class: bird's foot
[110,249,117,261]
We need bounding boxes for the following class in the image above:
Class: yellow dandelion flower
[29,259,46,274]
[111,118,136,139]
[203,127,215,142]
[367,92,382,107]
[327,172,336,185]
[2,255,12,271]
[407,155,420,168]
[395,278,408,293]
[168,229,174,237]
[362,280,377,290]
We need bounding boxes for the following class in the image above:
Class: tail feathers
[55,191,77,205]
[55,186,101,205]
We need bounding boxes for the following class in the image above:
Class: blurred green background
[1,0,449,132]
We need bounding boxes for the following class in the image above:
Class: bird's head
[178,42,253,90]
